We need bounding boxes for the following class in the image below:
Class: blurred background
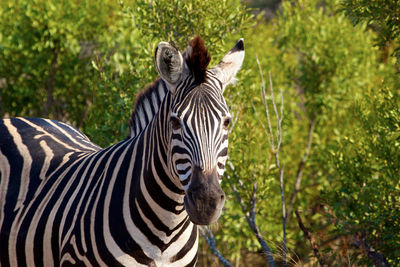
[1,0,399,265]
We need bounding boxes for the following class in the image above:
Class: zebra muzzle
[184,166,226,225]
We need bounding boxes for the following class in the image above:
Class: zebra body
[0,36,244,266]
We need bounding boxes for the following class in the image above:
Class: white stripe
[143,98,152,122]
[59,154,97,250]
[102,142,146,266]
[4,119,33,211]
[38,140,54,180]
[78,149,110,253]
[89,165,109,266]
[42,155,93,265]
[150,157,184,205]
[45,119,98,152]
[135,198,186,244]
[22,152,76,267]
[137,106,147,130]
[151,91,159,112]
[18,118,81,152]
[162,224,196,266]
[0,151,10,228]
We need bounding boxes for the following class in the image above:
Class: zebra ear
[210,39,245,90]
[155,42,186,93]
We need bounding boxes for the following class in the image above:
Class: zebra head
[155,36,244,225]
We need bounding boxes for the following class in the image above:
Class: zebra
[0,36,244,266]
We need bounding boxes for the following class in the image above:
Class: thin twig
[199,226,232,267]
[226,169,276,267]
[350,232,390,267]
[258,60,275,151]
[228,110,240,134]
[268,71,287,266]
[287,117,316,223]
[278,165,287,266]
[295,210,325,266]
[268,71,283,152]
[257,57,287,266]
[250,100,269,136]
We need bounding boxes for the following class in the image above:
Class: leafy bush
[341,0,400,62]
[216,0,388,263]
[323,86,400,265]
[0,0,134,126]
[85,0,254,146]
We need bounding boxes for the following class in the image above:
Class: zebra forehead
[176,85,227,115]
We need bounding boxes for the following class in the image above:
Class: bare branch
[199,226,232,267]
[287,117,316,223]
[226,169,276,267]
[278,165,287,266]
[351,233,390,267]
[228,110,240,134]
[268,71,283,152]
[295,210,325,266]
[258,57,275,151]
[250,100,269,137]
[257,57,287,266]
[250,180,257,223]
[222,59,285,267]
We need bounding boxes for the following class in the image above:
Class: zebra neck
[129,78,168,138]
[132,96,187,229]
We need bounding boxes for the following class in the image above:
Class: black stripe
[170,224,198,262]
[218,147,228,158]
[177,165,191,175]
[153,146,184,195]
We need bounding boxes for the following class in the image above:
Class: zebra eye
[222,117,232,130]
[170,116,182,130]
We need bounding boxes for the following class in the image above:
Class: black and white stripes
[0,36,244,266]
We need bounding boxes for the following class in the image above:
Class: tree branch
[226,164,276,267]
[287,117,316,223]
[258,57,287,266]
[295,210,325,266]
[351,233,390,267]
[199,226,232,267]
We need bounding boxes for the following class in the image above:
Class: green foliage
[216,0,390,263]
[0,0,253,147]
[324,86,400,264]
[131,0,253,60]
[0,0,131,127]
[340,0,400,62]
[83,0,254,146]
[276,0,377,119]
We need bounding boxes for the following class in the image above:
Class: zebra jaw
[183,166,225,225]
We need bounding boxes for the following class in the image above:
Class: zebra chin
[183,166,226,225]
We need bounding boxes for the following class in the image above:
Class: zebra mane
[129,35,211,138]
[129,78,168,138]
[184,35,211,83]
